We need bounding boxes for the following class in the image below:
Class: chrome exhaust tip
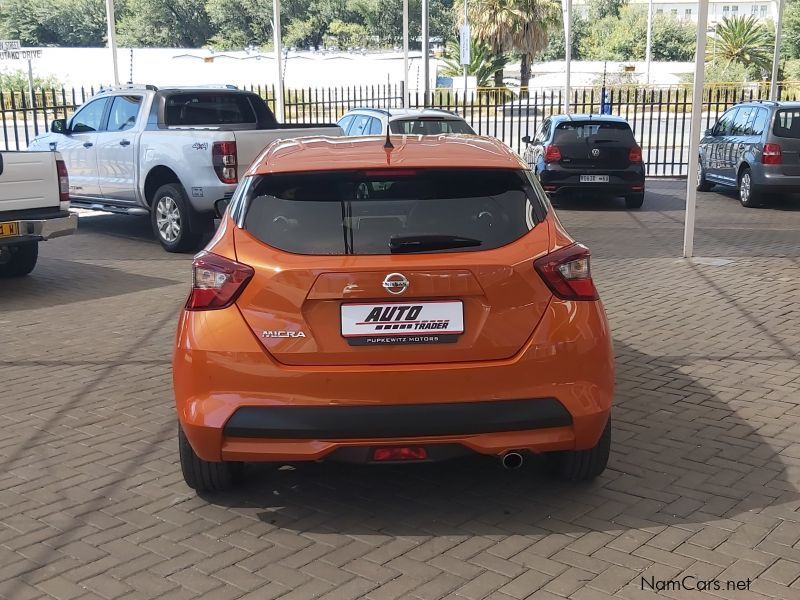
[501,451,524,470]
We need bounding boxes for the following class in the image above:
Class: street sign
[459,26,470,66]
[0,40,42,61]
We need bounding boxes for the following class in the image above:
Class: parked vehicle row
[0,151,76,277]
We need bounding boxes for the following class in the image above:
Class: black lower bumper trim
[223,398,572,439]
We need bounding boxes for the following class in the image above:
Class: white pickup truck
[29,85,341,252]
[0,151,77,276]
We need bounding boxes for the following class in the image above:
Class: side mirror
[214,197,231,219]
[521,135,531,144]
[51,119,69,134]
[704,128,714,137]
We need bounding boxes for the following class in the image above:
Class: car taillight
[56,159,69,203]
[533,243,599,301]
[212,141,238,184]
[186,251,254,311]
[544,145,562,163]
[762,143,782,165]
[629,145,642,163]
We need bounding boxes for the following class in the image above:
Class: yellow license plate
[0,222,19,238]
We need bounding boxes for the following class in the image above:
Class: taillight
[212,141,238,184]
[629,145,642,162]
[56,159,69,203]
[185,251,254,311]
[533,243,599,301]
[762,143,782,165]
[373,447,428,461]
[544,145,562,163]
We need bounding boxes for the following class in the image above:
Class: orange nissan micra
[173,135,614,492]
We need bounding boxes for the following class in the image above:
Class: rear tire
[150,183,204,252]
[738,167,763,208]
[547,417,611,481]
[696,159,713,191]
[0,242,38,277]
[178,426,240,492]
[625,193,644,209]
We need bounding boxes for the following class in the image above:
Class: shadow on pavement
[201,340,795,537]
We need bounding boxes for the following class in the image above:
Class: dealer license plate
[580,175,609,183]
[0,222,19,238]
[341,301,464,346]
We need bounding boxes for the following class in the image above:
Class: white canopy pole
[771,0,785,100]
[403,0,409,106]
[273,0,285,122]
[645,0,653,84]
[104,0,120,86]
[562,0,571,114]
[422,0,430,105]
[683,0,709,258]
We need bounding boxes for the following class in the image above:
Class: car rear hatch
[232,167,554,366]
[552,120,636,170]
[771,108,800,176]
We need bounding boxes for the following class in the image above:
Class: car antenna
[384,106,394,149]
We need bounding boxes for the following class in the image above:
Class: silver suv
[337,108,475,136]
[698,101,800,207]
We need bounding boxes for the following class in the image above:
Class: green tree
[586,0,627,20]
[205,0,273,49]
[537,11,587,61]
[441,38,509,85]
[466,0,559,87]
[117,0,215,47]
[324,19,369,48]
[651,14,695,60]
[782,0,800,60]
[0,0,106,46]
[709,15,774,77]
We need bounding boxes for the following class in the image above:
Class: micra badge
[262,330,306,338]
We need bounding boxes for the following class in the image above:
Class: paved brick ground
[1,181,798,600]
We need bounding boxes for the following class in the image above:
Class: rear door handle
[83,142,93,148]
[119,139,131,146]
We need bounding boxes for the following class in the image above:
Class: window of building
[731,5,738,13]
[751,4,759,14]
[760,5,768,16]
[671,8,678,15]
[656,8,663,14]
[723,5,730,15]
[685,8,693,17]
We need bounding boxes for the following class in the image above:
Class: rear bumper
[174,297,614,463]
[539,166,645,197]
[0,213,77,244]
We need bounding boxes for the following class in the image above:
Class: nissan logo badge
[382,272,409,295]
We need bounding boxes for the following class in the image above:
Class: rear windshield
[241,169,544,255]
[389,119,475,135]
[554,121,635,144]
[164,93,257,126]
[773,109,800,138]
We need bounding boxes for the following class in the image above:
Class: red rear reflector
[362,169,418,177]
[212,141,238,184]
[56,159,69,203]
[762,143,782,164]
[534,243,599,301]
[544,145,562,163]
[186,251,254,311]
[373,447,427,461]
[629,145,642,162]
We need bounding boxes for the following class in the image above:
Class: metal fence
[7,82,800,176]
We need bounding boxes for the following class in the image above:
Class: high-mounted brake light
[56,159,69,204]
[212,141,238,184]
[534,243,599,301]
[362,169,418,177]
[629,145,642,163]
[544,145,562,163]
[762,143,782,165]
[186,251,254,310]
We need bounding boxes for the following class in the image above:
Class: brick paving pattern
[1,181,798,599]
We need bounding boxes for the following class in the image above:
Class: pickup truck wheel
[151,184,203,252]
[0,242,38,277]
[178,425,241,492]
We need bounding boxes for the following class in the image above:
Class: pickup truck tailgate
[0,152,59,212]
[233,127,341,176]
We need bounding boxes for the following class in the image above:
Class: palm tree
[466,0,560,88]
[709,15,774,76]
[441,38,510,87]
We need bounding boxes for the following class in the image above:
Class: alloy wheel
[740,172,751,204]
[155,196,181,243]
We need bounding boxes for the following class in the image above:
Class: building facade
[573,0,778,24]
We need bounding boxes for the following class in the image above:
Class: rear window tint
[554,121,635,143]
[242,169,544,255]
[773,109,800,138]
[164,93,256,126]
[389,119,475,135]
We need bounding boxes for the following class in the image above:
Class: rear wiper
[389,234,482,253]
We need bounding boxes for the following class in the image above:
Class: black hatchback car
[522,114,646,209]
